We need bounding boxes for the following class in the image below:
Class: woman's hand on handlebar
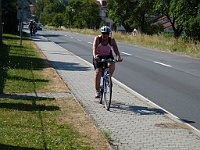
[116,56,123,62]
[94,55,100,61]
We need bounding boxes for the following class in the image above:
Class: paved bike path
[32,35,200,150]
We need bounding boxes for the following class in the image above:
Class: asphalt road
[34,29,200,130]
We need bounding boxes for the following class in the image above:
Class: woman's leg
[94,68,102,91]
[108,62,115,76]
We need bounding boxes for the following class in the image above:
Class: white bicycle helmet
[100,26,111,33]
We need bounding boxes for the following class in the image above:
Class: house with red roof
[153,16,174,33]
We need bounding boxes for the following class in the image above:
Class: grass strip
[0,33,93,149]
[0,98,91,150]
[0,33,47,93]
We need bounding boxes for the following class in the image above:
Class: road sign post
[17,0,30,47]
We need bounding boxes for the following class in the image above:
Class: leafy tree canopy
[107,0,155,33]
[66,0,101,29]
[154,0,200,39]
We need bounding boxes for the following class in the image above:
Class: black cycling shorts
[93,55,114,69]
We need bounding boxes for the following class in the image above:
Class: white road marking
[153,61,171,67]
[121,52,132,56]
[32,38,41,41]
[88,42,93,44]
[64,35,67,36]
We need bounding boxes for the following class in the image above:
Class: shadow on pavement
[180,118,195,124]
[50,61,91,71]
[43,34,61,38]
[111,104,166,115]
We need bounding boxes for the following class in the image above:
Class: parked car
[36,23,42,30]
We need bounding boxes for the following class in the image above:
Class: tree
[107,0,155,33]
[66,0,101,29]
[153,0,182,38]
[132,0,156,34]
[60,0,69,6]
[35,0,56,22]
[154,0,200,40]
[107,0,137,32]
[40,1,66,25]
[0,0,2,44]
[174,0,200,40]
[2,0,18,33]
[53,13,65,27]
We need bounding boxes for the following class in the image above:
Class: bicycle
[99,58,116,111]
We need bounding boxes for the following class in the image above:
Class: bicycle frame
[99,58,115,110]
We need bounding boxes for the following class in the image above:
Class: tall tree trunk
[0,0,2,44]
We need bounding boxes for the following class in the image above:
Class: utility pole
[0,0,2,45]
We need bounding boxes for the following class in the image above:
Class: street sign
[17,9,28,20]
[17,0,29,9]
[17,0,30,20]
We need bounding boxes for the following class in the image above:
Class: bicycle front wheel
[99,86,103,104]
[103,75,112,111]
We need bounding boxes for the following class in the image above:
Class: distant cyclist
[29,20,34,36]
[33,21,37,34]
[92,26,123,98]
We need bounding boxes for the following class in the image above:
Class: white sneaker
[95,91,100,98]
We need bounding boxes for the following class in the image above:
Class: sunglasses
[101,32,109,35]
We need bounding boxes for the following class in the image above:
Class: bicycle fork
[102,69,109,92]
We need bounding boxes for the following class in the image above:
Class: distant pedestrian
[132,28,138,36]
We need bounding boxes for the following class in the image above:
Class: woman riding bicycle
[93,26,122,98]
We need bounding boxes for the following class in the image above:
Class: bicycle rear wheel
[103,75,112,111]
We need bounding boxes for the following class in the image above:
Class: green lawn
[0,98,91,150]
[0,33,47,93]
[0,33,93,150]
